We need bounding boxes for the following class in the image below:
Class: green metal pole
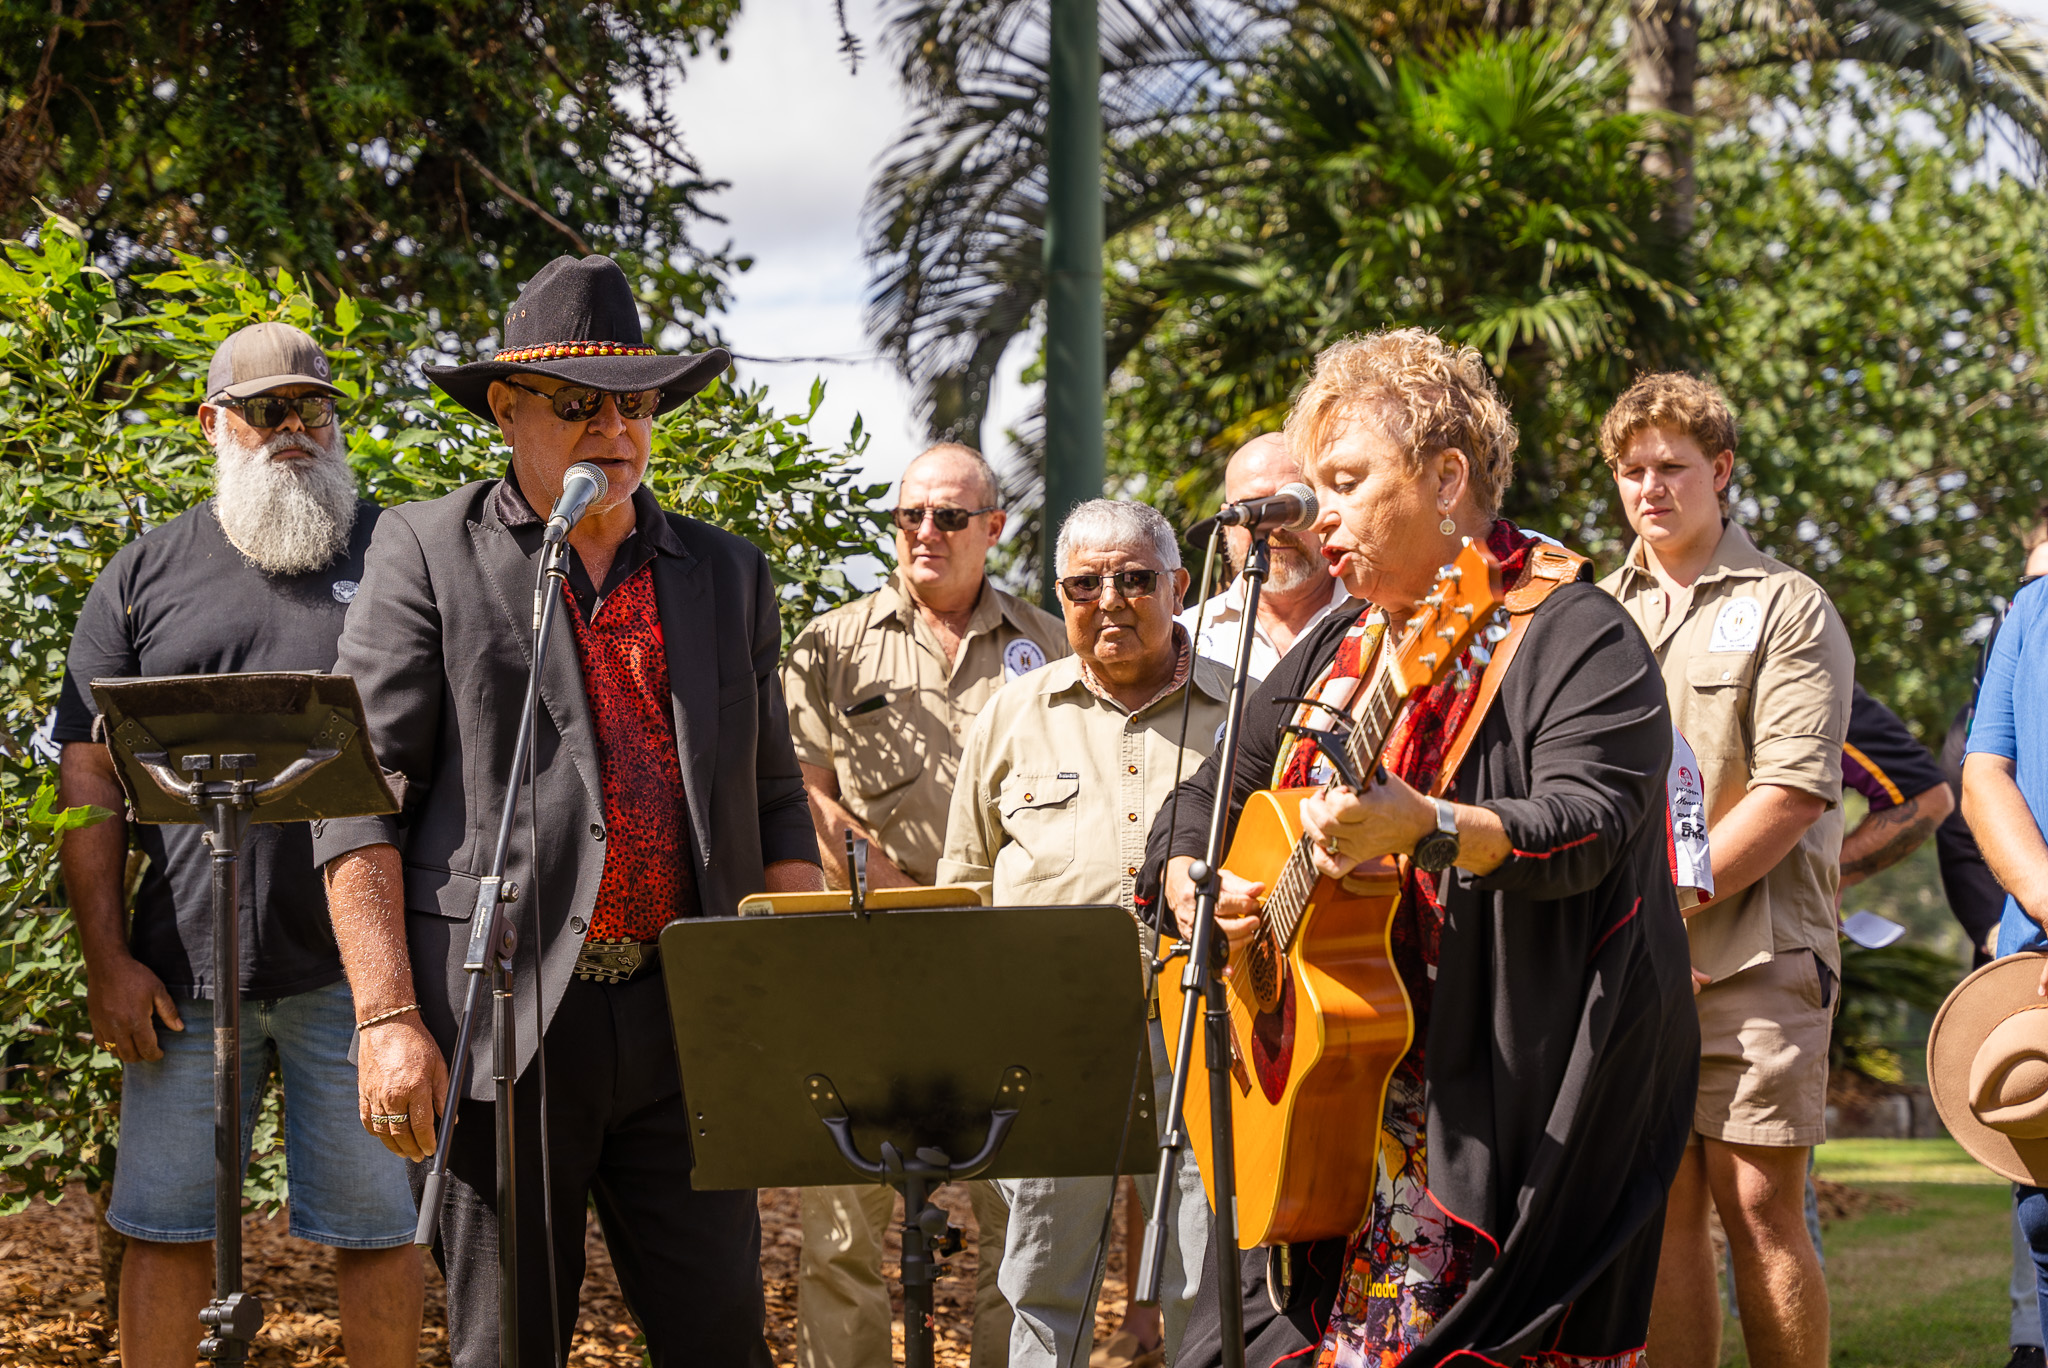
[1041,0,1104,609]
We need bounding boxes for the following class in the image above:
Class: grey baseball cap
[205,322,343,401]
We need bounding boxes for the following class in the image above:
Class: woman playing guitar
[1141,329,1699,1368]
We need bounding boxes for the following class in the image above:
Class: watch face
[1413,830,1460,874]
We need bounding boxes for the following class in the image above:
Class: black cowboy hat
[423,254,731,420]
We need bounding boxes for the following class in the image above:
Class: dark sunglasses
[1057,569,1163,603]
[891,505,998,534]
[507,379,662,422]
[222,394,338,429]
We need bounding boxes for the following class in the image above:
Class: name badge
[1708,597,1761,653]
[1004,638,1049,679]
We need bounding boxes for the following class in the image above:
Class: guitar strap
[1427,542,1589,799]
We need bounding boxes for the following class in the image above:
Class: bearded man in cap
[54,322,422,1366]
[317,253,821,1366]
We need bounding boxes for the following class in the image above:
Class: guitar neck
[1266,656,1407,950]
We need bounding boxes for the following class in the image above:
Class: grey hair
[1055,499,1183,575]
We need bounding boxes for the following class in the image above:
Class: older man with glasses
[782,442,1068,1368]
[939,499,1221,1368]
[317,254,822,1366]
[53,322,423,1366]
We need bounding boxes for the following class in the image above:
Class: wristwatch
[1411,798,1460,874]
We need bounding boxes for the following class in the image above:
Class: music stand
[90,672,399,1365]
[661,903,1158,1368]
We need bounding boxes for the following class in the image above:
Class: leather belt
[573,938,661,984]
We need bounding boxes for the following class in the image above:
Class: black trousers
[1174,1231,1345,1368]
[413,971,772,1368]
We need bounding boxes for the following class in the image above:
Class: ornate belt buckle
[574,939,644,984]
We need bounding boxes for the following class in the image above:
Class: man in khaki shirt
[1596,374,1851,1368]
[781,442,1067,1368]
[941,499,1221,1368]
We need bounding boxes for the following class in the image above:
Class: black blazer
[313,478,817,1096]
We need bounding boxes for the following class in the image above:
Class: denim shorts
[106,977,417,1248]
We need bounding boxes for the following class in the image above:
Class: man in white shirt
[1177,432,1348,683]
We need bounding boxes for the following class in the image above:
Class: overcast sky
[670,0,2048,495]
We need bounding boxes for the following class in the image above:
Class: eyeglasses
[891,505,998,534]
[1057,569,1164,603]
[222,394,338,429]
[507,379,663,422]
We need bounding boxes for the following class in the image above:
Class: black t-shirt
[52,499,381,1000]
[1843,682,1945,811]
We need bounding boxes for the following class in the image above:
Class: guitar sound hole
[1248,938,1281,1012]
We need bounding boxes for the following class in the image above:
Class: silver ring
[370,1113,409,1127]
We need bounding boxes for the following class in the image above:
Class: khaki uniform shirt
[782,573,1069,884]
[938,653,1230,913]
[1598,522,1853,981]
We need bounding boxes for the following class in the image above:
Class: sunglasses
[222,394,338,429]
[507,379,663,422]
[1057,569,1164,603]
[891,505,998,534]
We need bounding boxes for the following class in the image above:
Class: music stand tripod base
[662,902,1158,1368]
[91,673,398,1364]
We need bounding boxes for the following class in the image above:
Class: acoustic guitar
[1158,538,1506,1248]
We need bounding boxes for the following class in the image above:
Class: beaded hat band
[492,341,660,365]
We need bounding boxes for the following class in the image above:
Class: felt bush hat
[424,254,730,420]
[1928,953,2048,1184]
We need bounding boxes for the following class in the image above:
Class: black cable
[526,551,565,1367]
[1065,1039,1151,1368]
[1161,523,1227,924]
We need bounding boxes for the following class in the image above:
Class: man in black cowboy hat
[314,253,823,1366]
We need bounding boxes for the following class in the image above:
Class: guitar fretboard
[1262,656,1408,952]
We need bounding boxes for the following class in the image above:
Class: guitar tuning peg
[1452,665,1473,692]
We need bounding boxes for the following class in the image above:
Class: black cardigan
[1140,580,1699,1364]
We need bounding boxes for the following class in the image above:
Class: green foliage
[1691,81,2048,742]
[0,780,116,1212]
[1104,27,1691,523]
[0,0,743,340]
[0,215,880,1205]
[1833,939,1964,1085]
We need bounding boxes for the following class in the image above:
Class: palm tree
[1626,0,2048,234]
[1102,28,1692,525]
[864,0,2048,455]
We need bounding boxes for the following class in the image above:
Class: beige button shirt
[938,653,1231,913]
[782,573,1070,885]
[1598,522,1853,981]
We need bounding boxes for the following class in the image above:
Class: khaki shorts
[1691,949,1836,1147]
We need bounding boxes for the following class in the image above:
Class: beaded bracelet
[356,1003,421,1030]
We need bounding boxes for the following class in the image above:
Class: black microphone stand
[414,534,573,1367]
[1136,529,1278,1368]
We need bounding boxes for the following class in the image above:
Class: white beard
[1264,535,1328,597]
[210,425,359,575]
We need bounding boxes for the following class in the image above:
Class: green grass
[1815,1136,2007,1187]
[1712,1139,2015,1367]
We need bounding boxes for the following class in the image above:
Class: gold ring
[370,1113,409,1127]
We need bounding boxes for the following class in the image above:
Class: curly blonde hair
[1598,372,1738,468]
[1283,329,1519,515]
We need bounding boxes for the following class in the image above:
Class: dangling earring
[1439,515,1456,536]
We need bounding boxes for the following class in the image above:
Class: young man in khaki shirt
[1596,374,1851,1368]
[941,499,1222,1368]
[781,443,1067,1368]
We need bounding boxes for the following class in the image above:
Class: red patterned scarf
[1275,519,1539,797]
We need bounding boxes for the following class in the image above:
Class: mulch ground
[0,1184,1136,1366]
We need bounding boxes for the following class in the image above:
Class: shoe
[2006,1347,2046,1368]
[1091,1328,1166,1368]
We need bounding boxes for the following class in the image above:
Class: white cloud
[671,0,1036,493]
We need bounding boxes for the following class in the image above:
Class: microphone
[542,462,608,543]
[1211,481,1317,533]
